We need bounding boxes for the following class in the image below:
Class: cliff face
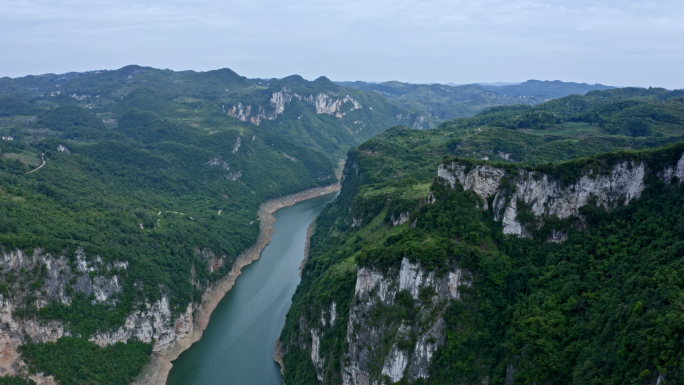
[437,152,684,238]
[226,87,364,125]
[0,247,201,383]
[280,144,684,385]
[341,258,467,385]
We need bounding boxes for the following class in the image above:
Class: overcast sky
[1,0,683,88]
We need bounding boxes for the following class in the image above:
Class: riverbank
[133,183,341,385]
[299,219,316,276]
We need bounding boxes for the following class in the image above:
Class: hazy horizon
[2,0,682,88]
[0,64,643,90]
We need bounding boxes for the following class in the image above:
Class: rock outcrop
[437,153,684,237]
[0,247,130,383]
[227,86,363,126]
[336,258,467,384]
[0,184,341,385]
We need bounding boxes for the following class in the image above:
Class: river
[167,191,339,385]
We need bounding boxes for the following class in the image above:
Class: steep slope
[0,66,431,159]
[277,89,684,384]
[337,80,617,124]
[278,131,684,384]
[0,79,336,384]
[337,81,544,122]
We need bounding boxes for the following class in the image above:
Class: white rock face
[660,153,684,182]
[310,329,324,380]
[90,299,194,352]
[448,270,464,300]
[391,212,410,226]
[227,87,293,125]
[207,156,230,170]
[438,157,668,237]
[382,344,409,382]
[399,258,435,299]
[227,87,364,125]
[395,113,431,130]
[227,102,253,123]
[411,319,446,379]
[330,302,337,326]
[498,151,513,161]
[232,136,242,154]
[342,258,467,384]
[438,163,506,209]
[355,267,392,302]
[270,86,292,115]
[304,93,362,118]
[0,247,198,379]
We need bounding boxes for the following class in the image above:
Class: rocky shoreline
[133,183,340,385]
[299,219,317,276]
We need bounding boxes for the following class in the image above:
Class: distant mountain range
[477,79,615,97]
[335,79,615,123]
[0,66,432,159]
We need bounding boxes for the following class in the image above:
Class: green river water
[167,191,338,385]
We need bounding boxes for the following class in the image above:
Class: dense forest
[1,65,684,384]
[337,79,614,122]
[0,68,339,383]
[279,88,684,385]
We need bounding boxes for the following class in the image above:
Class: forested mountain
[1,64,682,385]
[478,79,615,98]
[336,79,615,123]
[0,65,431,159]
[0,65,449,385]
[0,66,369,384]
[278,88,684,385]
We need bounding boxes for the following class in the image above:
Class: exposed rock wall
[227,87,363,126]
[0,248,129,384]
[0,184,340,385]
[291,257,468,385]
[437,153,684,237]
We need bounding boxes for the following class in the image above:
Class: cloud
[0,0,682,88]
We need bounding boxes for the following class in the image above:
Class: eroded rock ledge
[437,151,684,238]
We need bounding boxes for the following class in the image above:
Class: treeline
[19,338,152,385]
[0,77,335,382]
[280,128,684,384]
[443,87,684,135]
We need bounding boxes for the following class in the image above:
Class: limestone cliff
[226,86,364,126]
[0,248,129,384]
[0,184,341,385]
[437,152,684,239]
[279,146,684,385]
[341,258,467,385]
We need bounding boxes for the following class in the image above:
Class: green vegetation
[279,91,684,384]
[0,67,342,382]
[337,81,543,123]
[0,377,36,385]
[478,79,614,98]
[19,338,152,385]
[1,66,432,160]
[338,79,614,123]
[2,66,684,384]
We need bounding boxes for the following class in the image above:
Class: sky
[1,0,683,88]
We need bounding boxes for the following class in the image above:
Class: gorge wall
[278,146,684,385]
[0,184,341,385]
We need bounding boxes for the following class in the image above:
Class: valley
[0,66,683,385]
